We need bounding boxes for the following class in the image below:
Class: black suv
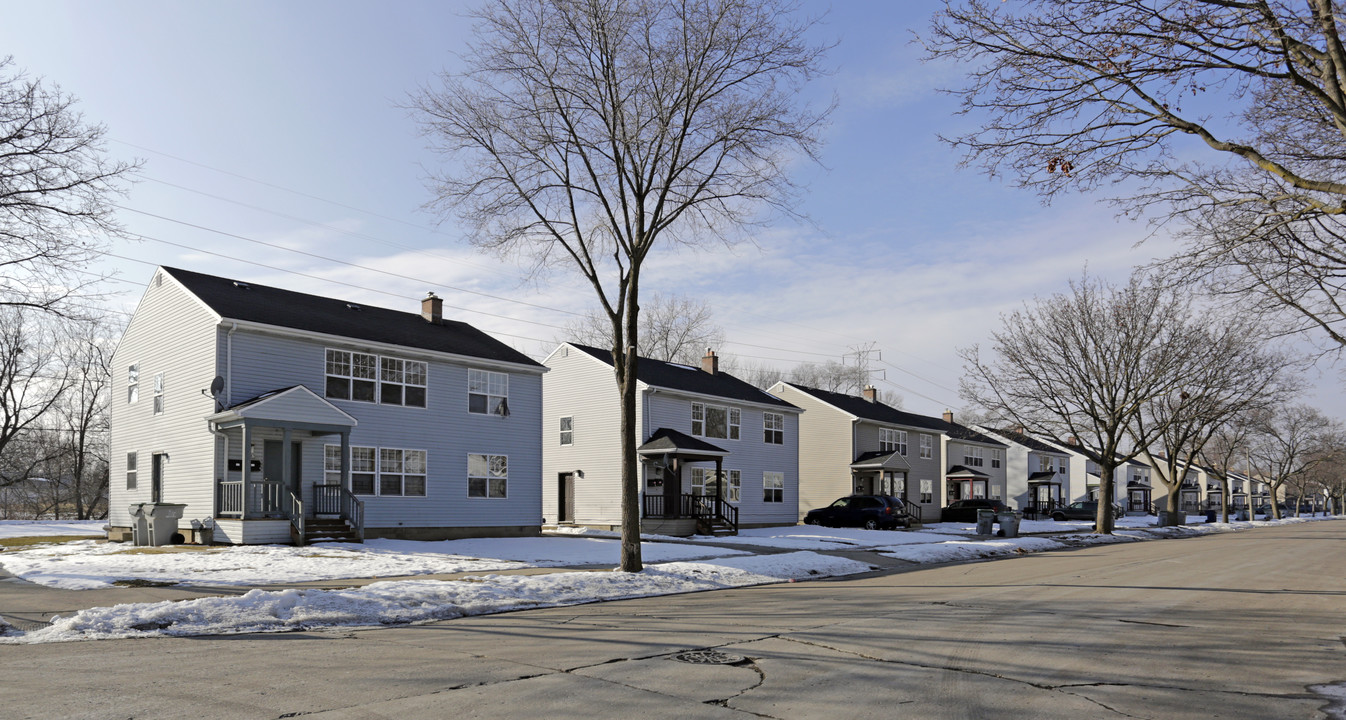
[804,495,910,530]
[939,499,1011,523]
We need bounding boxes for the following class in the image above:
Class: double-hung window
[326,349,377,402]
[559,416,574,445]
[127,364,139,404]
[380,358,427,407]
[991,449,1002,469]
[726,470,741,502]
[919,479,933,504]
[469,369,509,415]
[152,373,165,415]
[350,446,377,495]
[919,434,932,459]
[380,448,427,496]
[692,403,739,440]
[126,452,138,490]
[468,454,508,498]
[965,446,985,467]
[880,428,906,455]
[763,472,784,503]
[763,412,784,444]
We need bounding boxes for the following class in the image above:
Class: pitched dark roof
[783,383,1005,446]
[1038,437,1146,468]
[163,267,541,368]
[1027,471,1057,482]
[637,428,728,456]
[984,427,1068,455]
[568,343,796,408]
[946,464,990,479]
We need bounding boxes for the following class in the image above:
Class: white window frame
[126,452,137,490]
[880,428,900,453]
[349,446,378,495]
[991,448,1002,469]
[919,434,932,459]
[559,416,574,446]
[152,373,165,415]
[127,364,139,404]
[763,472,784,503]
[919,478,933,504]
[331,445,427,497]
[379,357,427,408]
[691,402,740,440]
[763,412,784,445]
[964,446,985,467]
[326,349,377,403]
[726,469,741,503]
[468,369,509,415]
[468,453,508,498]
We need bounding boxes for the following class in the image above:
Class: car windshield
[830,498,850,508]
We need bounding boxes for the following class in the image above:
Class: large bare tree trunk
[1097,465,1116,534]
[617,277,642,572]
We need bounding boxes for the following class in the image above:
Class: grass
[0,536,95,551]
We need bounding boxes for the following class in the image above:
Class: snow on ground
[0,552,873,644]
[877,536,1067,563]
[0,520,105,539]
[0,536,751,590]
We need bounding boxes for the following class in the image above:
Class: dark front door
[558,473,575,523]
[263,441,303,500]
[151,452,165,503]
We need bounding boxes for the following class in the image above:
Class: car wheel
[805,516,821,525]
[864,519,879,530]
[1051,513,1065,521]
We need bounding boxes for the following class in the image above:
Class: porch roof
[850,450,912,471]
[1027,471,1057,483]
[206,385,357,433]
[946,464,989,480]
[637,427,729,462]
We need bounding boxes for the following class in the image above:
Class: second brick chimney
[421,292,443,324]
[701,348,719,375]
[862,385,878,403]
[942,409,954,424]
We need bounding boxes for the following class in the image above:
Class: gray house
[542,343,800,535]
[109,267,545,545]
[977,427,1074,514]
[769,382,960,523]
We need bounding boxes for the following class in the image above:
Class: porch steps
[294,517,361,545]
[697,518,738,536]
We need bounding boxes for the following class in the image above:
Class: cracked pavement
[4,520,1344,719]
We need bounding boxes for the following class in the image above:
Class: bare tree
[924,1,1346,352]
[1200,414,1256,523]
[0,58,137,313]
[0,307,75,489]
[1248,403,1331,520]
[961,272,1202,533]
[1133,315,1297,524]
[562,292,725,364]
[415,0,830,571]
[51,317,113,519]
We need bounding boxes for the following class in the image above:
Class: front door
[263,441,303,503]
[558,473,575,523]
[151,452,165,503]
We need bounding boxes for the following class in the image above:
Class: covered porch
[850,450,918,522]
[946,465,990,502]
[1025,471,1063,518]
[638,428,737,536]
[206,386,364,545]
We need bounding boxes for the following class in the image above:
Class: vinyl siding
[769,385,855,518]
[541,346,625,525]
[222,327,543,529]
[109,269,221,527]
[644,391,798,526]
[855,420,944,519]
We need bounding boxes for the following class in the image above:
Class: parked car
[1051,501,1099,521]
[1255,503,1290,518]
[804,495,910,530]
[939,499,1011,523]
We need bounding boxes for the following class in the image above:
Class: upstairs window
[560,416,574,445]
[920,434,932,459]
[880,428,908,455]
[469,369,509,415]
[127,364,139,404]
[326,349,377,402]
[1039,456,1053,472]
[763,412,784,444]
[380,358,427,407]
[152,373,165,415]
[965,446,985,467]
[692,403,739,440]
[991,448,1002,469]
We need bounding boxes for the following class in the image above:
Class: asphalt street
[4,521,1344,719]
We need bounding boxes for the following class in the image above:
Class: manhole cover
[670,650,747,665]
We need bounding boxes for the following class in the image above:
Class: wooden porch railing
[289,492,305,545]
[643,493,737,533]
[216,480,286,518]
[313,483,365,541]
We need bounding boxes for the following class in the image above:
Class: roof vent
[233,281,251,289]
[346,303,363,311]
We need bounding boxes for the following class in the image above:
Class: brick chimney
[862,385,878,403]
[701,348,719,375]
[942,409,954,423]
[1067,435,1079,447]
[421,292,443,324]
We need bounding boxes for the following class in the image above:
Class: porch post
[340,431,350,490]
[240,422,252,520]
[714,457,724,518]
[282,427,293,504]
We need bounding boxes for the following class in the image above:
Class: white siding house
[976,427,1073,515]
[109,267,546,544]
[543,343,800,535]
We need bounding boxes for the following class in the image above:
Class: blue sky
[4,0,1340,420]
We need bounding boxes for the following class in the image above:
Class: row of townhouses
[107,268,1272,545]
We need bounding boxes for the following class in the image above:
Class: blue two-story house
[108,267,545,544]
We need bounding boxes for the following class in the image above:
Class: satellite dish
[209,376,225,396]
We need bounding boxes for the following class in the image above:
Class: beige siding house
[769,382,975,524]
[109,267,545,545]
[543,343,801,535]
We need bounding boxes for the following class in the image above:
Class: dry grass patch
[0,536,96,551]
[117,546,225,555]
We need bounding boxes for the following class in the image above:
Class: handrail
[313,483,366,541]
[289,491,305,546]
